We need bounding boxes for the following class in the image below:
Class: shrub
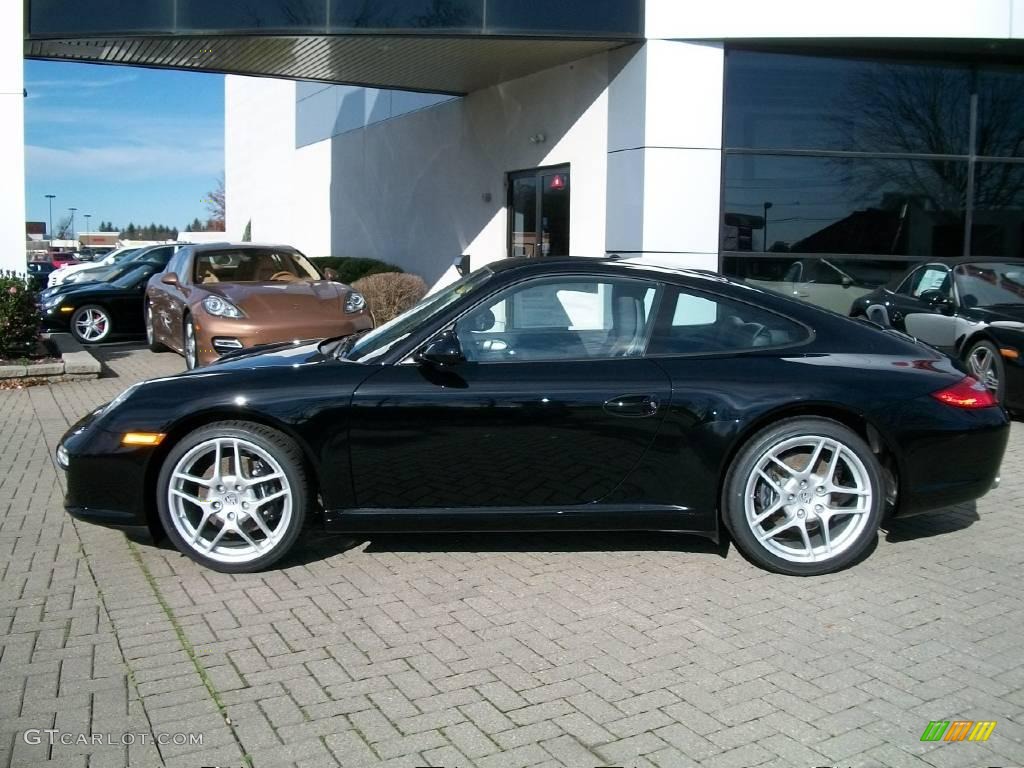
[0,272,42,359]
[311,257,402,285]
[353,272,428,325]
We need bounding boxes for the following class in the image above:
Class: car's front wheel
[723,417,884,576]
[156,421,309,572]
[70,305,112,344]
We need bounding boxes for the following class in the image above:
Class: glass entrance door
[508,166,570,258]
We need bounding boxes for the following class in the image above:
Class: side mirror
[416,330,464,367]
[324,268,339,281]
[841,276,853,288]
[161,272,179,286]
[920,290,954,315]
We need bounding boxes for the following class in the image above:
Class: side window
[909,266,950,298]
[165,250,188,281]
[648,288,809,355]
[457,276,660,363]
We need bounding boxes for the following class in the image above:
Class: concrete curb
[0,332,102,381]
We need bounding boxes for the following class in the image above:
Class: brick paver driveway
[2,342,1024,768]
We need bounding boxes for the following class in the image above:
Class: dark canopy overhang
[24,0,644,94]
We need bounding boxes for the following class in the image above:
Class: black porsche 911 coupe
[40,261,164,344]
[850,259,1024,411]
[58,258,1008,576]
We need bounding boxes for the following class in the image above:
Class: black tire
[145,301,166,352]
[156,421,309,573]
[69,304,113,344]
[722,417,884,576]
[184,315,198,369]
[965,340,1005,405]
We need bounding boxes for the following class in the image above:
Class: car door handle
[603,394,660,418]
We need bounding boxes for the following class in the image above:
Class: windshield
[346,268,494,363]
[194,248,320,283]
[954,262,1024,308]
[111,263,158,289]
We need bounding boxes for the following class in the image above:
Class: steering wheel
[270,271,296,282]
[750,324,773,348]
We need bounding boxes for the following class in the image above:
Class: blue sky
[24,61,224,233]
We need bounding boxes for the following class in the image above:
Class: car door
[890,264,958,350]
[149,247,191,349]
[346,274,672,510]
[107,263,159,332]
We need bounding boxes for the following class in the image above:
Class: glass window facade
[27,0,643,38]
[722,49,1024,312]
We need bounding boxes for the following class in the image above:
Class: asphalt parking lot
[2,342,1024,768]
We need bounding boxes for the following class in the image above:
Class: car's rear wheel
[184,315,198,369]
[723,417,884,576]
[145,302,166,352]
[70,305,112,344]
[156,421,308,572]
[966,340,1005,404]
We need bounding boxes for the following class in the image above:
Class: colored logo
[921,720,996,742]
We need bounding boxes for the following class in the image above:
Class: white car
[48,247,137,287]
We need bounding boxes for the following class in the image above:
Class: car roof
[912,256,1024,269]
[182,242,294,252]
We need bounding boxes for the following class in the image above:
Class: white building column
[605,40,724,271]
[0,1,26,273]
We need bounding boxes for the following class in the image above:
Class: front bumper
[194,311,373,366]
[58,409,152,530]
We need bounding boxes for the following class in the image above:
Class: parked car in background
[145,243,373,368]
[26,261,57,290]
[61,258,1007,576]
[48,246,139,287]
[744,258,877,315]
[50,252,80,269]
[40,261,167,344]
[851,258,1024,410]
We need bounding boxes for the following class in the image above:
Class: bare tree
[205,174,226,230]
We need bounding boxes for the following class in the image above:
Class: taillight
[931,376,998,409]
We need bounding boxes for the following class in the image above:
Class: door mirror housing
[841,276,853,288]
[416,330,465,367]
[160,272,179,286]
[323,268,339,281]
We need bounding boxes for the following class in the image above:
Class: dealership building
[11,1,1024,305]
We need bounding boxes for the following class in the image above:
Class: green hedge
[310,257,402,285]
[0,272,42,359]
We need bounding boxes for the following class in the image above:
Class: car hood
[202,281,351,318]
[49,281,126,300]
[190,339,334,372]
[40,280,108,299]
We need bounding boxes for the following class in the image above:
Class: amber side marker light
[121,432,165,446]
[1000,347,1020,360]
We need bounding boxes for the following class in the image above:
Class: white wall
[225,75,333,257]
[647,0,1022,40]
[325,51,611,284]
[1,1,26,274]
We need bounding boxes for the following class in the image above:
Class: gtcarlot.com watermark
[22,729,203,747]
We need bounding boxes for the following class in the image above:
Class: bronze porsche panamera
[145,243,373,368]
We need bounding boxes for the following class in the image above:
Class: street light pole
[84,214,91,232]
[762,201,774,252]
[68,208,78,242]
[45,194,55,239]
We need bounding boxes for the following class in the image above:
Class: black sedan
[41,261,163,344]
[58,258,1008,576]
[850,259,1024,410]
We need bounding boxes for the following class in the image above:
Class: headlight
[345,291,366,313]
[202,295,245,318]
[43,298,62,311]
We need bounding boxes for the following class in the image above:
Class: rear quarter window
[647,288,810,356]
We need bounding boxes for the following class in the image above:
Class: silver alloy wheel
[167,436,293,564]
[185,320,197,368]
[969,345,999,393]
[145,304,154,345]
[73,307,111,342]
[743,435,873,563]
